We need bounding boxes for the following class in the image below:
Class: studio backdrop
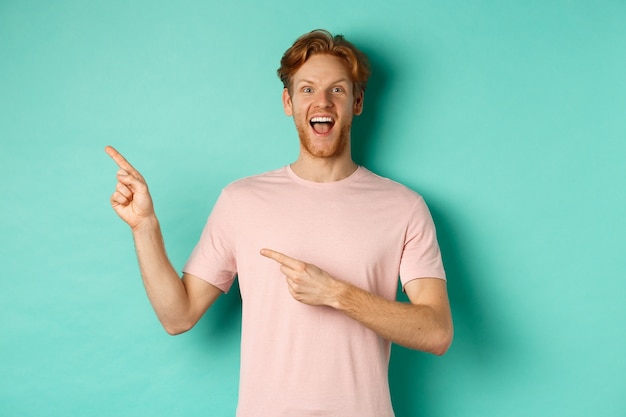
[1,1,625,416]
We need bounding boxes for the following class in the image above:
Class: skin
[282,54,363,182]
[106,53,453,354]
[105,146,221,334]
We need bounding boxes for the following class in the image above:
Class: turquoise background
[1,1,625,416]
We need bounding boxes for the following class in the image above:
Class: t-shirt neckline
[285,164,365,187]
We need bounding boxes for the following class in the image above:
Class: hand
[105,146,155,230]
[260,249,344,307]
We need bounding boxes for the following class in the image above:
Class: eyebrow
[295,78,351,86]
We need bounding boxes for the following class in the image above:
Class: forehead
[292,54,352,85]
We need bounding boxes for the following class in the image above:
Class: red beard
[295,118,352,159]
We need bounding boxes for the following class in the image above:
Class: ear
[282,88,293,116]
[353,91,364,116]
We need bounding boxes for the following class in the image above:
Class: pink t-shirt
[184,165,445,417]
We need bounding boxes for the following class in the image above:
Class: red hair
[277,29,371,96]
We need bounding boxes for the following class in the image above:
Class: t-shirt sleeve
[399,196,446,288]
[183,189,238,293]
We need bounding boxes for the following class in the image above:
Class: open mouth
[310,116,335,135]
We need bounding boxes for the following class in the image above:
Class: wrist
[131,214,160,235]
[329,279,352,311]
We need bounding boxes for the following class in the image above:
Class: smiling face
[282,54,364,160]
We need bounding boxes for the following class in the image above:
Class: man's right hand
[105,146,155,230]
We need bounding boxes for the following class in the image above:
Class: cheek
[293,102,312,120]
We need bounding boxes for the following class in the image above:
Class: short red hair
[277,29,371,96]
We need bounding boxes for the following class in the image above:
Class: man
[106,29,453,417]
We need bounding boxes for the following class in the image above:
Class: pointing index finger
[260,248,299,268]
[104,145,140,175]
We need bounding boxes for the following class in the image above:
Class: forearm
[131,215,193,334]
[332,282,453,355]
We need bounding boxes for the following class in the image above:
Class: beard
[295,117,352,159]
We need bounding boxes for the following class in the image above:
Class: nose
[314,90,333,108]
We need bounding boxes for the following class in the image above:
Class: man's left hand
[260,249,344,307]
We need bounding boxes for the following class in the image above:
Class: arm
[105,146,222,335]
[260,249,453,355]
[334,277,452,355]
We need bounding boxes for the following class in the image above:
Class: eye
[331,87,344,93]
[302,87,313,93]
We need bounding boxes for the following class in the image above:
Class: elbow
[410,322,453,356]
[164,325,189,336]
[431,339,452,356]
[161,318,195,336]
[431,325,454,356]
[404,327,453,355]
[400,311,454,354]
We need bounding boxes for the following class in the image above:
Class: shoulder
[217,166,292,205]
[223,166,289,192]
[356,167,425,204]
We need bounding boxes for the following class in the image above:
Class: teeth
[310,116,333,123]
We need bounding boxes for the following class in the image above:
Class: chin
[297,124,351,159]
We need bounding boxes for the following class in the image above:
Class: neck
[290,152,358,183]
